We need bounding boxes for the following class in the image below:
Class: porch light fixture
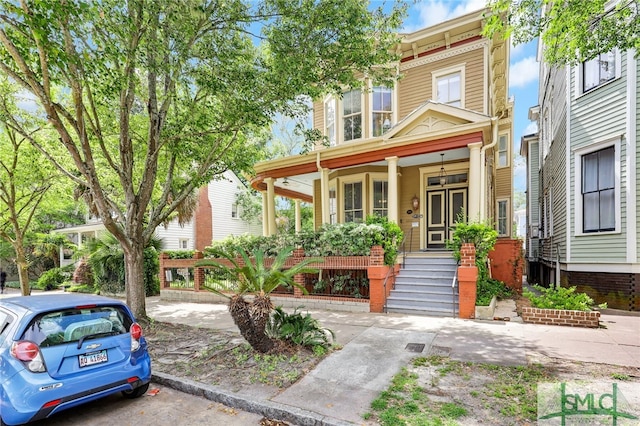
[282,177,289,186]
[438,153,447,187]
[411,195,420,210]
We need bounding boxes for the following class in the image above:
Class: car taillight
[11,341,46,373]
[130,323,143,351]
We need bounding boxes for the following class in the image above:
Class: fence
[158,246,393,312]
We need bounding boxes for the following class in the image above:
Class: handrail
[382,265,395,314]
[401,234,407,269]
[451,261,459,318]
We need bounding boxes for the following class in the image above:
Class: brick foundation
[521,306,600,328]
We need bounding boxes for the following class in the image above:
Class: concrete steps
[386,254,458,317]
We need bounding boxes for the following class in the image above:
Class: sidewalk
[146,296,640,425]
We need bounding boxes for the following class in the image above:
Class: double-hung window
[497,199,509,236]
[372,180,388,217]
[583,52,616,93]
[343,90,362,141]
[372,86,393,137]
[343,181,363,223]
[582,146,615,232]
[324,98,336,146]
[497,134,509,167]
[436,72,461,106]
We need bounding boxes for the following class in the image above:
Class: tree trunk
[14,244,30,296]
[123,242,147,320]
[228,295,275,353]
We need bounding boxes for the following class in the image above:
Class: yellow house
[252,9,513,252]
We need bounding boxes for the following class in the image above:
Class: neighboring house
[54,170,262,266]
[251,9,514,252]
[521,13,639,310]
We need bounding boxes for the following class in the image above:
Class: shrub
[476,278,512,306]
[266,306,335,349]
[447,220,497,281]
[524,284,605,311]
[37,267,71,291]
[205,221,403,266]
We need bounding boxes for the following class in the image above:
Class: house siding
[399,46,485,118]
[569,58,629,262]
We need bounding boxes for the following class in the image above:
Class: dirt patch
[145,321,323,396]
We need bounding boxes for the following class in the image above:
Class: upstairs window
[231,203,238,219]
[436,72,461,106]
[583,52,616,93]
[582,146,615,232]
[324,98,336,146]
[372,86,393,137]
[497,134,509,167]
[342,90,362,141]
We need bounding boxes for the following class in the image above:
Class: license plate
[79,350,108,367]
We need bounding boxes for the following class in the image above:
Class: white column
[261,191,268,236]
[386,156,399,223]
[265,177,277,236]
[320,168,330,224]
[468,142,482,221]
[294,199,301,233]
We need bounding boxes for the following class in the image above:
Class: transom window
[436,72,461,106]
[343,181,363,223]
[372,180,388,217]
[372,86,393,137]
[582,146,615,232]
[583,52,616,93]
[343,90,362,141]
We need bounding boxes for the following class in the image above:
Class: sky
[400,0,539,193]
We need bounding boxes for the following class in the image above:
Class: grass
[366,356,550,426]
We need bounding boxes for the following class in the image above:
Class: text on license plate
[79,350,108,367]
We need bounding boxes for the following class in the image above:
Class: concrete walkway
[145,296,640,425]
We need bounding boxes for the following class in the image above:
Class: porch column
[261,191,269,236]
[386,156,399,223]
[468,142,482,222]
[265,177,277,236]
[294,199,301,233]
[320,168,330,224]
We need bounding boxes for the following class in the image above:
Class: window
[329,187,337,224]
[342,90,362,141]
[497,134,509,167]
[497,199,509,236]
[179,238,189,249]
[436,72,461,106]
[343,181,363,223]
[372,180,388,217]
[582,146,615,232]
[583,52,616,93]
[372,86,393,137]
[231,203,238,219]
[324,98,336,146]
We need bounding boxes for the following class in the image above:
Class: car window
[0,309,13,344]
[21,306,133,347]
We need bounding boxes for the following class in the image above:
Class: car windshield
[21,306,133,347]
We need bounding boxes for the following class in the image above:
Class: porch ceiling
[253,146,471,201]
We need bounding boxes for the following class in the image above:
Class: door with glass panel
[426,188,467,249]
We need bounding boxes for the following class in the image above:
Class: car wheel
[122,383,149,399]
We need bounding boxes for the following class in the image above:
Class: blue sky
[400,0,539,192]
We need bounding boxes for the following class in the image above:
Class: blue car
[0,293,152,425]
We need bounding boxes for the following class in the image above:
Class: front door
[426,188,467,250]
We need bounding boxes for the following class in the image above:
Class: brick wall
[521,307,600,328]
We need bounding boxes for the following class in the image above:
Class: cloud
[509,56,538,88]
[403,0,487,32]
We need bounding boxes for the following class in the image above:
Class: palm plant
[197,246,321,353]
